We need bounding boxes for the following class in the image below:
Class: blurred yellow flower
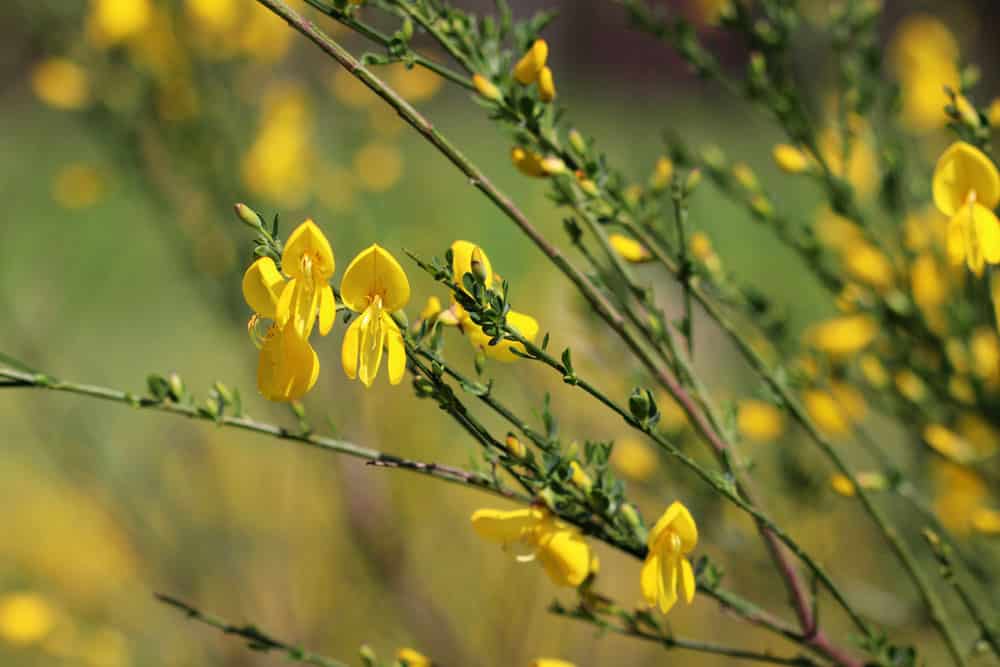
[814,207,862,250]
[331,67,374,108]
[932,461,987,535]
[52,163,106,209]
[610,437,658,481]
[649,156,674,191]
[830,474,855,497]
[316,164,357,213]
[805,314,878,358]
[923,424,977,464]
[888,14,960,131]
[608,233,652,263]
[641,501,697,614]
[505,433,527,458]
[538,66,556,103]
[511,147,564,177]
[242,89,314,207]
[0,593,56,646]
[87,0,151,46]
[655,391,689,432]
[473,74,504,102]
[858,354,888,388]
[972,508,1000,535]
[737,400,784,443]
[387,63,443,103]
[910,253,947,310]
[803,389,850,437]
[830,471,887,497]
[239,3,294,62]
[932,141,1000,276]
[396,648,431,667]
[772,144,809,174]
[956,413,999,458]
[471,507,593,587]
[843,240,894,291]
[970,327,1000,381]
[354,142,404,192]
[419,296,443,322]
[894,369,927,403]
[185,0,237,32]
[819,125,877,196]
[341,244,410,387]
[514,39,548,85]
[31,59,90,110]
[569,461,593,493]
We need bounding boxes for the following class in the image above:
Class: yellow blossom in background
[532,660,576,667]
[803,389,850,437]
[511,147,564,177]
[31,59,90,110]
[354,142,404,192]
[471,507,593,587]
[858,354,888,388]
[610,437,658,481]
[831,381,867,423]
[814,207,863,250]
[772,144,809,174]
[894,369,927,403]
[932,141,1000,276]
[641,501,697,614]
[910,253,947,311]
[957,413,999,459]
[903,206,949,252]
[569,461,593,492]
[386,63,443,103]
[238,3,295,62]
[805,313,878,358]
[52,163,106,209]
[505,433,526,458]
[830,474,855,497]
[819,125,878,196]
[830,472,887,497]
[923,424,977,464]
[655,391,689,432]
[736,400,784,443]
[843,240,894,291]
[888,14,960,131]
[970,327,1000,382]
[419,296,442,322]
[242,87,314,207]
[341,244,410,387]
[316,164,357,213]
[185,0,238,33]
[0,592,56,646]
[396,648,431,667]
[608,233,652,263]
[932,461,987,535]
[972,508,1000,535]
[649,156,673,190]
[87,0,151,47]
[331,67,374,108]
[732,162,758,190]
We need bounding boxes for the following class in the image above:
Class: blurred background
[1,0,999,665]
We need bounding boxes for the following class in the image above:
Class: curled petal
[640,554,660,608]
[282,219,335,280]
[357,304,386,388]
[341,314,361,381]
[451,240,494,290]
[465,310,540,362]
[658,557,679,614]
[385,313,406,385]
[679,557,696,604]
[340,244,411,312]
[470,508,544,544]
[513,39,548,85]
[276,279,296,328]
[536,529,592,588]
[257,326,319,402]
[318,285,336,336]
[242,257,285,319]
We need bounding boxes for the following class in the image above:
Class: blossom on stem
[340,244,410,387]
[276,219,336,338]
[471,507,593,587]
[932,141,1000,276]
[641,501,697,614]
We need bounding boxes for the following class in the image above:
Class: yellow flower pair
[472,500,698,615]
[513,39,556,102]
[241,220,410,401]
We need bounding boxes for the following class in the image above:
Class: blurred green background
[2,0,999,665]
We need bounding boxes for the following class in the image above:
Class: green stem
[0,367,527,504]
[155,594,349,667]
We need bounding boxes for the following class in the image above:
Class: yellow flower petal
[933,142,1000,216]
[679,557,696,604]
[282,219,335,280]
[470,508,544,544]
[736,400,784,443]
[242,257,285,319]
[805,314,878,357]
[396,648,431,667]
[640,553,661,607]
[451,240,493,289]
[340,244,411,312]
[276,278,296,328]
[648,501,698,553]
[531,660,577,667]
[538,66,556,102]
[657,557,679,614]
[341,314,362,381]
[31,58,90,110]
[608,233,652,263]
[384,312,406,385]
[464,310,540,362]
[536,529,592,587]
[318,285,335,336]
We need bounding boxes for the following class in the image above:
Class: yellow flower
[830,472,887,497]
[772,144,809,173]
[924,424,978,464]
[419,296,442,322]
[472,74,503,102]
[608,233,652,263]
[505,433,526,458]
[888,15,960,131]
[843,240,894,290]
[511,147,564,177]
[87,0,152,46]
[276,220,337,339]
[471,507,593,587]
[243,257,321,402]
[641,501,697,614]
[513,39,549,85]
[354,142,404,192]
[972,508,1000,535]
[830,473,856,497]
[971,327,1000,381]
[649,156,674,191]
[803,389,850,437]
[386,63,443,103]
[569,461,592,493]
[450,241,539,361]
[932,141,1000,276]
[610,437,658,481]
[31,59,90,110]
[895,370,927,403]
[910,253,947,310]
[185,0,237,32]
[0,593,56,646]
[859,354,889,388]
[340,244,410,387]
[532,661,576,667]
[242,89,314,206]
[933,461,987,535]
[396,648,431,667]
[736,400,784,443]
[805,314,878,358]
[52,163,105,209]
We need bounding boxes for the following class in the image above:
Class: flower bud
[470,246,489,284]
[538,66,556,102]
[541,155,567,176]
[620,503,642,529]
[213,381,233,406]
[569,461,593,493]
[513,39,548,85]
[505,433,526,458]
[683,168,702,195]
[629,387,650,422]
[167,371,185,401]
[772,144,809,173]
[649,156,673,191]
[234,202,263,230]
[472,74,503,103]
[568,129,586,155]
